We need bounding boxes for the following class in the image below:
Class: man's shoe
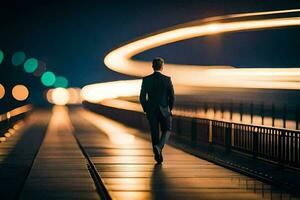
[154,145,162,164]
[160,150,163,163]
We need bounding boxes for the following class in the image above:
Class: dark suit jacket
[139,71,175,117]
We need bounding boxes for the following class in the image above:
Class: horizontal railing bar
[0,105,32,122]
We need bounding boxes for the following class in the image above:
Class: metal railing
[83,101,300,169]
[0,105,32,137]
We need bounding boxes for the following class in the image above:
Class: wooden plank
[72,109,300,200]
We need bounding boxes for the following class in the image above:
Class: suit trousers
[146,110,172,152]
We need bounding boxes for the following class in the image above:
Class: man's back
[140,71,174,114]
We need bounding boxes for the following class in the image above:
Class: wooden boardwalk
[0,106,299,200]
[19,107,100,200]
[0,111,49,199]
[71,109,299,200]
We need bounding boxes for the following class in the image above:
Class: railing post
[252,127,258,158]
[6,112,11,131]
[231,123,235,147]
[279,130,286,165]
[225,123,232,153]
[191,118,197,144]
[208,120,212,144]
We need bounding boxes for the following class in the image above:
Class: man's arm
[139,79,147,112]
[167,77,175,111]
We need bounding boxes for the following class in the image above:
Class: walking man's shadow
[151,164,171,200]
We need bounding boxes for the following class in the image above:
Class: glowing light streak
[103,9,300,89]
[47,88,82,105]
[0,105,32,122]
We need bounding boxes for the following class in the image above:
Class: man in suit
[139,57,175,164]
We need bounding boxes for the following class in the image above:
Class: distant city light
[12,85,29,101]
[46,87,82,105]
[51,88,70,105]
[67,88,82,104]
[34,60,46,77]
[81,80,142,103]
[0,84,5,99]
[54,76,68,88]
[41,71,56,86]
[0,50,4,64]
[24,58,38,73]
[12,51,26,66]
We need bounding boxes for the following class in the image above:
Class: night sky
[0,0,300,110]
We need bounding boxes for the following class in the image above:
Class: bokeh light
[12,85,29,101]
[24,58,38,73]
[12,51,26,66]
[50,88,70,105]
[54,76,68,88]
[81,80,142,103]
[34,60,46,77]
[46,88,82,105]
[0,50,4,64]
[0,84,5,99]
[67,88,82,104]
[41,71,56,86]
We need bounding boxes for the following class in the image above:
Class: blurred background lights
[67,88,82,104]
[24,58,38,73]
[12,51,26,66]
[12,85,29,101]
[54,76,68,88]
[0,50,4,64]
[0,84,5,99]
[50,88,70,105]
[34,60,46,77]
[46,88,82,105]
[41,71,56,86]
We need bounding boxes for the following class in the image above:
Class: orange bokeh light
[12,85,29,101]
[0,84,5,99]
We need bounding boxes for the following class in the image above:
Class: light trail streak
[102,9,300,89]
[0,105,32,121]
[81,9,300,104]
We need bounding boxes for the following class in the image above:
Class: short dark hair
[152,57,164,70]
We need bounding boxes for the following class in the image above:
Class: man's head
[152,57,164,71]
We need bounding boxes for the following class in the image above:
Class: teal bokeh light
[41,71,56,86]
[0,50,4,64]
[24,58,38,73]
[12,51,26,66]
[54,76,68,88]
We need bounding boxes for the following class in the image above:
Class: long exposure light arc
[103,9,300,89]
[81,9,300,104]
